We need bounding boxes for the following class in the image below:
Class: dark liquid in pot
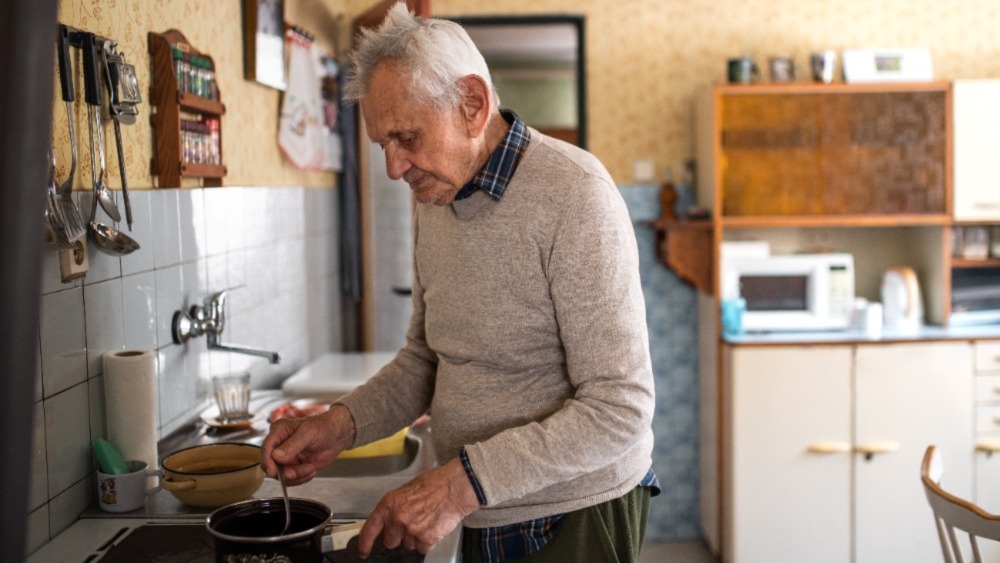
[215,508,324,537]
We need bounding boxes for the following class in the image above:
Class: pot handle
[162,476,197,492]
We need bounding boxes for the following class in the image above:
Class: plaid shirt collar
[454,109,530,202]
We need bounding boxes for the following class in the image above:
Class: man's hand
[357,457,481,557]
[260,404,356,485]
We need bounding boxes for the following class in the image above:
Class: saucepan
[160,442,264,507]
[207,497,334,563]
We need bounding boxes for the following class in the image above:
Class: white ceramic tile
[178,188,206,263]
[88,374,107,443]
[284,188,306,241]
[205,254,229,296]
[120,190,155,276]
[29,401,48,512]
[44,382,91,497]
[244,188,271,249]
[122,271,158,351]
[84,278,125,377]
[26,504,49,555]
[39,287,87,397]
[77,191,123,283]
[204,188,230,257]
[150,189,182,268]
[227,188,247,252]
[154,265,183,350]
[47,474,93,538]
[185,336,212,404]
[226,250,249,317]
[157,345,189,428]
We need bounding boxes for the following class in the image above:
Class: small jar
[991,226,1000,258]
[963,226,989,260]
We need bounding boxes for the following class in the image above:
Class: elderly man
[261,3,658,561]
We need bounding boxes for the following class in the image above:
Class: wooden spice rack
[148,29,227,187]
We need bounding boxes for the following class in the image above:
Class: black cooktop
[94,524,213,562]
[91,524,425,562]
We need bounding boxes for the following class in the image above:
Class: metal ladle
[82,32,138,256]
[277,468,291,536]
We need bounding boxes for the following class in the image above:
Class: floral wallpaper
[55,0,1000,189]
[432,0,1000,184]
[54,0,345,190]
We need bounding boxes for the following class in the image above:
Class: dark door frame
[0,0,58,558]
[447,14,587,151]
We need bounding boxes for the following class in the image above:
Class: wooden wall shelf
[655,219,714,294]
[148,29,226,188]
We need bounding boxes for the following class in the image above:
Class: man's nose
[384,147,410,180]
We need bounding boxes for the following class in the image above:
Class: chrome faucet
[171,289,281,364]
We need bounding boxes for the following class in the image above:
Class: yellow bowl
[160,443,264,507]
[337,427,409,459]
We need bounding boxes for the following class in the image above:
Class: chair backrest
[922,445,1000,563]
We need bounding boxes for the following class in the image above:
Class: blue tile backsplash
[621,183,701,540]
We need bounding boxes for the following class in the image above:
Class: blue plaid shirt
[454,111,660,562]
[453,109,530,202]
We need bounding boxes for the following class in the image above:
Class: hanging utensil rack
[147,29,227,188]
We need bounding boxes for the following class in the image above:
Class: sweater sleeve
[334,214,438,447]
[463,176,655,505]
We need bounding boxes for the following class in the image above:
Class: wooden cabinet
[660,83,955,321]
[147,30,227,188]
[725,341,973,563]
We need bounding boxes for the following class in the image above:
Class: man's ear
[457,75,491,137]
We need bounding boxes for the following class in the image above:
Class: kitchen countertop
[723,323,1000,345]
[31,388,459,562]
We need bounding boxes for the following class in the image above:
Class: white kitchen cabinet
[726,341,973,563]
[954,79,1000,221]
[972,340,1000,561]
[726,345,852,563]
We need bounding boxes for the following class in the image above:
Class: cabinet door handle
[976,440,1000,454]
[807,441,852,454]
[855,441,900,461]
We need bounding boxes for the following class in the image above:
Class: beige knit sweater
[337,129,655,528]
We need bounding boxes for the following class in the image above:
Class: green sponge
[92,439,128,475]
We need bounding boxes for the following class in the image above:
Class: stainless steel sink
[315,434,422,478]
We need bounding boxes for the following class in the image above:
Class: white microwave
[721,253,855,332]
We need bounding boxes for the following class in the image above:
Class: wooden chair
[922,445,1000,563]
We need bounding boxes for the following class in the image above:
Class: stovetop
[84,521,425,562]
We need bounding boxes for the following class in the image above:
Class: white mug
[97,460,163,513]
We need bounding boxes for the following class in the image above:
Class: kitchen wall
[427,0,1000,183]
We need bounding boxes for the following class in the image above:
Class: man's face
[361,61,479,206]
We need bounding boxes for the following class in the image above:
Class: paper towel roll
[103,350,158,470]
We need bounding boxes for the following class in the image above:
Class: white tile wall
[27,186,343,552]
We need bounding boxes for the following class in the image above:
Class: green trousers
[461,486,651,563]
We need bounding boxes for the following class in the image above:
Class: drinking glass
[212,373,251,421]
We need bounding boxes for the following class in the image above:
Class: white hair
[343,2,499,108]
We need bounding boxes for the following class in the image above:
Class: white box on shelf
[842,48,933,83]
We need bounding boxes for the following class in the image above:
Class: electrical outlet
[59,240,88,283]
[633,159,656,183]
